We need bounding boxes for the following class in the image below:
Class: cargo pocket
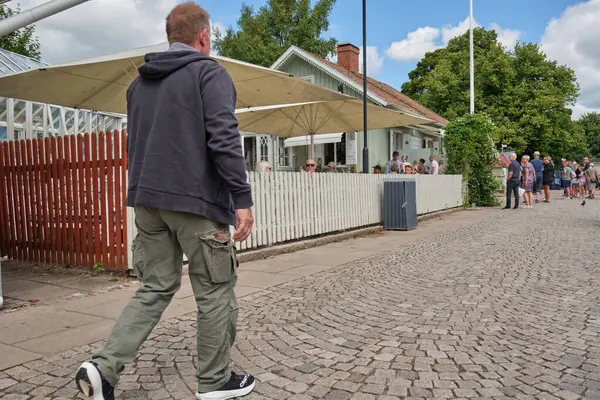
[197,229,237,284]
[132,235,145,280]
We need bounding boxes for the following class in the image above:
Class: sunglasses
[306,164,316,167]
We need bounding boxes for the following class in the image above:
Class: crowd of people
[255,151,440,175]
[505,152,598,209]
[377,151,439,175]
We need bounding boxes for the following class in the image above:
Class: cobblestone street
[1,200,600,399]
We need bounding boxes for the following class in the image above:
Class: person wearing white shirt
[429,155,439,175]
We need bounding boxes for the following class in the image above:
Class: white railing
[126,172,463,265]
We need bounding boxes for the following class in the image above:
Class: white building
[242,43,448,173]
[0,48,126,141]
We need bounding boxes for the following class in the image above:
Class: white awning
[284,133,343,148]
[0,43,349,113]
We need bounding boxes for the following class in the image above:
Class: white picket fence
[126,172,463,266]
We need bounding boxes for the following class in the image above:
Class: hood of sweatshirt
[138,45,217,80]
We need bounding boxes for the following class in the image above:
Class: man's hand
[233,208,254,242]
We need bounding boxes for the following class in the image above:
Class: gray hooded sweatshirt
[126,43,252,226]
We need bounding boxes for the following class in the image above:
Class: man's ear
[199,28,209,47]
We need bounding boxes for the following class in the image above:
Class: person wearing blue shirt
[385,151,403,174]
[531,151,544,203]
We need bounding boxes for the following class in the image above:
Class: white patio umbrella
[0,43,348,113]
[235,99,431,159]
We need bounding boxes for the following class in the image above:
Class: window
[324,133,346,165]
[277,137,292,167]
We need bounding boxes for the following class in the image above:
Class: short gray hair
[522,155,530,162]
[509,152,517,159]
[255,160,270,172]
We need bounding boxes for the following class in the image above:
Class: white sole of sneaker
[196,381,256,400]
[75,362,105,400]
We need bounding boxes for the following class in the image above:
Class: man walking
[74,3,255,400]
[504,152,521,209]
[531,151,543,203]
[583,156,592,197]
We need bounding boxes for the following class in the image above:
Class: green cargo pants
[93,206,238,393]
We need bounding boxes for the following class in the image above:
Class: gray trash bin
[383,179,417,230]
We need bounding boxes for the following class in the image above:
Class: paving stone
[286,382,309,394]
[409,387,433,398]
[554,390,582,400]
[323,389,353,400]
[349,394,376,400]
[333,381,361,393]
[0,379,18,391]
[2,205,600,399]
[361,384,385,395]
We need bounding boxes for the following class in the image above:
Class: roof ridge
[303,50,447,125]
[0,47,49,65]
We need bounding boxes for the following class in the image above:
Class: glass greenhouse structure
[0,48,127,141]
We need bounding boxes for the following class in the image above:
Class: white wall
[126,173,463,265]
[355,129,390,171]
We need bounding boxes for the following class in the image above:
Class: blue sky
[203,0,580,91]
[22,0,599,117]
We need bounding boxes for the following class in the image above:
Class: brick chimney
[337,42,360,73]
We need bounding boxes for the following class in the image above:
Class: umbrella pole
[310,133,315,160]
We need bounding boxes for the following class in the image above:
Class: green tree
[443,113,501,206]
[402,28,580,161]
[213,0,337,67]
[577,112,600,157]
[0,4,41,60]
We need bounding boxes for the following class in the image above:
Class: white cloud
[386,27,440,62]
[571,103,598,119]
[441,18,474,44]
[15,0,179,64]
[386,17,521,63]
[490,23,521,50]
[359,46,384,76]
[541,0,600,118]
[211,21,226,37]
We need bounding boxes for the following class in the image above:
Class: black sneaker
[196,372,255,400]
[75,361,115,400]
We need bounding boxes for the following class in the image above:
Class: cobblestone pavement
[1,200,600,399]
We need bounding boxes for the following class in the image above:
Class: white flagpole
[469,0,475,114]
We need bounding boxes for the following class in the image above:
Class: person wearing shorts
[571,175,580,196]
[521,155,535,208]
[561,159,574,199]
[579,174,586,189]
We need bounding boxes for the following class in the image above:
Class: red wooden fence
[0,131,129,270]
